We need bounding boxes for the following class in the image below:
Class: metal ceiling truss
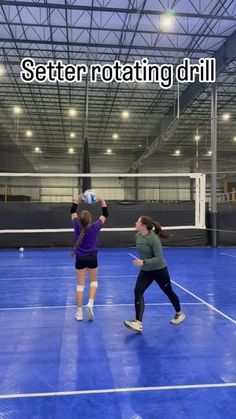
[0,0,236,172]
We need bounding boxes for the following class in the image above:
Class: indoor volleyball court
[1,1,236,417]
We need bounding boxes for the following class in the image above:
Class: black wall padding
[0,195,30,201]
[0,201,208,248]
[217,203,236,246]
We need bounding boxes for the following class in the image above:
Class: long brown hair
[72,210,92,256]
[140,216,170,239]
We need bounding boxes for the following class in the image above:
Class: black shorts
[75,253,98,270]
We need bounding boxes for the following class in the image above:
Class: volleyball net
[1,170,235,248]
[0,172,211,248]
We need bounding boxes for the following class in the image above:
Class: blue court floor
[0,247,236,418]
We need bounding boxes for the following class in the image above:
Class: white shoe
[124,320,142,333]
[86,304,94,321]
[74,308,83,321]
[170,313,185,325]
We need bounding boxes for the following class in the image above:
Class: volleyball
[83,190,97,204]
[19,247,24,252]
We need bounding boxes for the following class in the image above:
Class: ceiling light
[233,136,236,142]
[34,147,41,153]
[26,130,33,137]
[106,148,112,154]
[112,133,119,139]
[208,150,212,156]
[70,132,75,138]
[121,110,129,119]
[0,64,6,77]
[160,11,175,31]
[138,144,142,147]
[13,106,22,115]
[222,113,230,121]
[194,135,200,141]
[68,108,77,117]
[68,148,74,154]
[174,149,180,155]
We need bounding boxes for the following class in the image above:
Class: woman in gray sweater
[124,216,185,332]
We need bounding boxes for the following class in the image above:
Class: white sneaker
[170,313,185,325]
[124,320,142,333]
[74,308,83,321]
[86,304,94,321]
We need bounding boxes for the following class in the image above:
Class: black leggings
[134,267,181,321]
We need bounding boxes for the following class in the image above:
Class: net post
[199,174,206,228]
[194,173,206,228]
[192,173,206,229]
[195,176,200,228]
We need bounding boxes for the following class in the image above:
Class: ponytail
[71,210,92,257]
[71,227,87,257]
[139,216,170,239]
[152,221,170,239]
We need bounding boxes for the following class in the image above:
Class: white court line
[0,382,236,399]
[171,280,236,325]
[220,252,236,259]
[128,252,138,259]
[0,275,136,281]
[0,302,203,312]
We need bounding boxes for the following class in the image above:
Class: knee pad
[90,281,98,288]
[77,285,85,292]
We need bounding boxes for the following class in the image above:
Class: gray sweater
[136,231,167,271]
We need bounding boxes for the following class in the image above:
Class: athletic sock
[88,298,94,307]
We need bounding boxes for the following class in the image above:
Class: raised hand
[73,193,83,204]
